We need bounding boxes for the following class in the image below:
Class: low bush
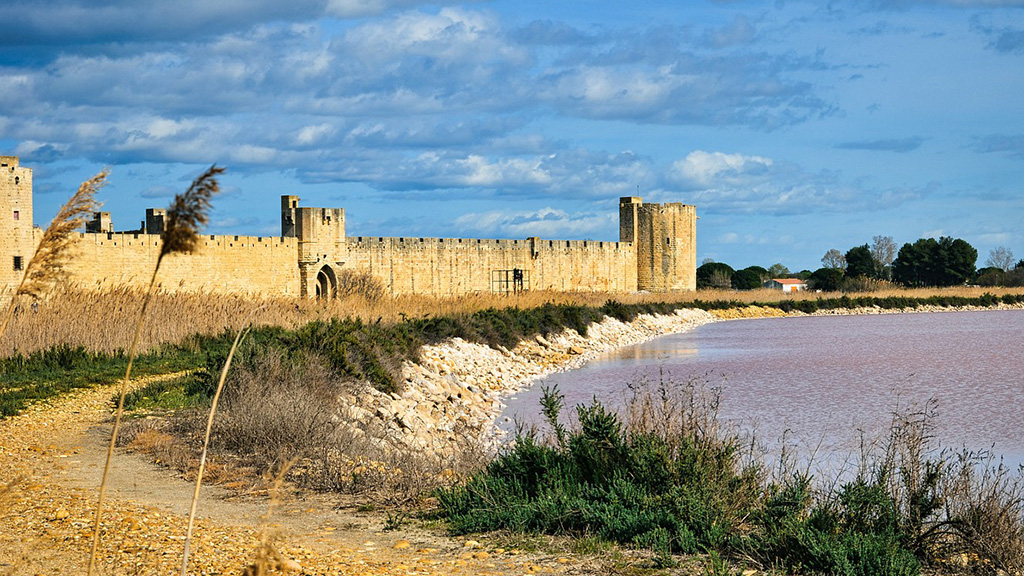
[438,380,1024,574]
[439,379,763,556]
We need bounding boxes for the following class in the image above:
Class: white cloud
[662,150,920,216]
[670,150,774,189]
[453,207,614,238]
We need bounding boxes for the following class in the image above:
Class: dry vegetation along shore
[2,285,1024,574]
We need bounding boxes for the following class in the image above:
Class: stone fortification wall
[3,156,696,300]
[62,232,301,296]
[344,236,638,296]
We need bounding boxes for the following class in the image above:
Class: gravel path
[0,376,588,575]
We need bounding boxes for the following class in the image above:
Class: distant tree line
[698,236,1024,291]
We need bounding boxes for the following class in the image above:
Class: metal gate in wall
[491,268,530,293]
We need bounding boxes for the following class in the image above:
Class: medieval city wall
[344,236,638,296]
[3,156,696,300]
[62,232,302,297]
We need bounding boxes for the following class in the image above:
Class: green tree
[893,238,936,287]
[975,267,1006,287]
[845,244,877,278]
[732,266,767,290]
[810,267,844,291]
[892,237,976,287]
[939,237,977,285]
[696,262,735,289]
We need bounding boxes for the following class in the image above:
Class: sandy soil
[0,376,600,576]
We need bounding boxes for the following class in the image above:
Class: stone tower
[281,195,346,298]
[1,156,34,291]
[619,196,696,291]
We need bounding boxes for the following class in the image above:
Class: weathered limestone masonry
[620,196,697,291]
[2,156,697,298]
[0,157,34,291]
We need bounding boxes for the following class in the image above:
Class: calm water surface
[501,309,1024,467]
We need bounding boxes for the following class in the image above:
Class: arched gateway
[315,265,337,299]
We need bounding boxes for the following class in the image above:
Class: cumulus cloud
[665,150,919,216]
[452,207,615,239]
[669,151,774,189]
[0,0,463,48]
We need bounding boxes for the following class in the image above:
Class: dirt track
[0,378,591,575]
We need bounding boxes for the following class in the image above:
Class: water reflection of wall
[610,345,698,361]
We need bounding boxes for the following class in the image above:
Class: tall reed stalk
[181,323,250,575]
[87,165,223,575]
[0,170,106,341]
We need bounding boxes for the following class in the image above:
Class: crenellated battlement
[1,156,696,298]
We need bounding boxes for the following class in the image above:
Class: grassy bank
[4,291,1024,418]
[4,285,1024,357]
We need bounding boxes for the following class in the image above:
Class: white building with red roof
[765,278,808,292]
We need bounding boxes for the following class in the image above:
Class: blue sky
[2,0,1022,272]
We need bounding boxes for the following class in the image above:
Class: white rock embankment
[346,301,1024,449]
[350,308,715,449]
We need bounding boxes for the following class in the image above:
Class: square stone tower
[1,156,34,291]
[620,196,696,292]
[281,195,347,298]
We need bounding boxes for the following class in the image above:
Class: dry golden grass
[0,169,106,342]
[3,284,1023,357]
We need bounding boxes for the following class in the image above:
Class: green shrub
[438,383,763,559]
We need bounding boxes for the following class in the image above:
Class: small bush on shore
[438,380,1024,575]
[439,380,763,555]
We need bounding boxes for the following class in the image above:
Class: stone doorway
[315,265,337,299]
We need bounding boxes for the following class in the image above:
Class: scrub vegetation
[439,381,1024,575]
[3,189,1024,574]
[4,290,1024,416]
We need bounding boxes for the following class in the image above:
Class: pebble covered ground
[0,377,598,575]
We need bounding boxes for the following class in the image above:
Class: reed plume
[0,170,106,340]
[88,165,223,576]
[161,165,224,257]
